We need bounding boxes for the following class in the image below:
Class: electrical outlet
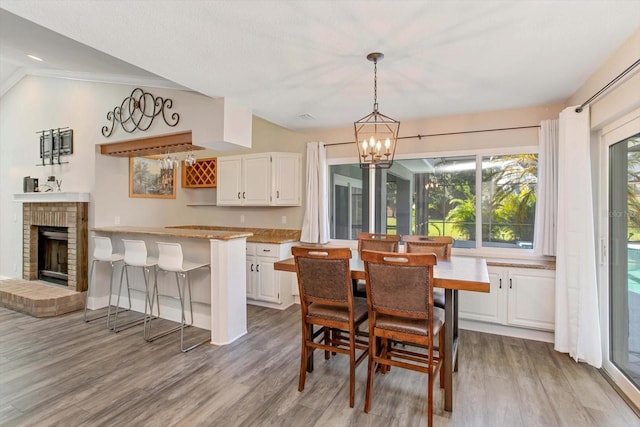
[281,215,287,224]
[114,216,121,225]
[240,215,245,224]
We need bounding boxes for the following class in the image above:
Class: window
[329,152,538,252]
[481,154,537,249]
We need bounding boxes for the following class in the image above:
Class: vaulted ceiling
[1,1,638,131]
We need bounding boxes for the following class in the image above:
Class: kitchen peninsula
[91,226,252,345]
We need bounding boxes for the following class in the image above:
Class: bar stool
[111,239,158,333]
[145,242,210,352]
[84,236,125,323]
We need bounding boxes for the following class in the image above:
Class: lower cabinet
[246,242,295,309]
[459,265,556,334]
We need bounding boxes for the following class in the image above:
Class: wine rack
[182,157,217,188]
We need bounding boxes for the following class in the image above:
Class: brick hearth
[23,202,88,292]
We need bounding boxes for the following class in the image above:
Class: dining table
[274,249,490,412]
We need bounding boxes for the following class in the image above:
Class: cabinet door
[273,153,301,206]
[507,268,555,331]
[257,260,280,303]
[217,156,243,205]
[246,257,257,299]
[459,267,503,324]
[243,154,271,205]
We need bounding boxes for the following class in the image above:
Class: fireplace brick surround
[23,202,88,292]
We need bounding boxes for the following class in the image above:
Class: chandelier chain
[373,59,378,111]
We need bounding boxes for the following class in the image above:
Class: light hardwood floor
[0,304,638,426]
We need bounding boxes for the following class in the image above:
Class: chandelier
[354,52,400,169]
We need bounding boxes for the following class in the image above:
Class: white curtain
[534,119,559,256]
[300,141,330,243]
[554,105,602,367]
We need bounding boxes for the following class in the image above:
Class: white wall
[0,76,307,279]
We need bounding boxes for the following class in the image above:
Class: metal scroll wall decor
[101,87,180,137]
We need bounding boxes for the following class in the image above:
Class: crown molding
[1,67,190,97]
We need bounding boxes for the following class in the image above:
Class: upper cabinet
[217,152,302,206]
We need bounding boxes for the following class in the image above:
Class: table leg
[444,288,454,412]
[454,289,459,372]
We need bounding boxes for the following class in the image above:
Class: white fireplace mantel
[13,192,90,203]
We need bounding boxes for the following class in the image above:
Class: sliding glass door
[609,133,640,395]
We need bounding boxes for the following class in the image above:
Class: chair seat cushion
[375,307,444,336]
[308,297,368,324]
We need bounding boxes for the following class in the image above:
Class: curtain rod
[324,124,541,147]
[575,58,640,113]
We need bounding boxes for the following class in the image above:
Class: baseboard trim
[459,319,554,343]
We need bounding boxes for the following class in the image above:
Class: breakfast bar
[91,226,252,345]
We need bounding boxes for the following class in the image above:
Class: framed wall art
[129,156,176,199]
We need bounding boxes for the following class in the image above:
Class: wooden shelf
[182,157,217,188]
[99,131,205,157]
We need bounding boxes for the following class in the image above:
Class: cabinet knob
[250,263,254,272]
[499,278,502,289]
[242,192,246,199]
[256,264,260,272]
[263,249,271,252]
[237,192,241,199]
[277,190,280,198]
[509,278,513,289]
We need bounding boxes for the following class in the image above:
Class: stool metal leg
[145,270,183,342]
[85,259,127,323]
[180,271,208,353]
[112,264,149,333]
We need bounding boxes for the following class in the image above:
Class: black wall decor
[101,87,180,137]
[38,128,73,166]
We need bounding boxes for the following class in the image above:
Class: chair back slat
[292,246,352,305]
[122,239,149,266]
[402,235,453,258]
[93,236,114,261]
[358,232,400,254]
[362,250,436,319]
[157,242,184,271]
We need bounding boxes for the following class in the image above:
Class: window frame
[326,145,540,257]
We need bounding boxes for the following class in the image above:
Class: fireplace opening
[38,226,69,286]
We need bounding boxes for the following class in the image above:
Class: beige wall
[568,28,640,130]
[305,103,565,161]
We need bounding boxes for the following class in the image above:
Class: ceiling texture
[0,1,638,132]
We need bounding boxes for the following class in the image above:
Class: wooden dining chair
[361,250,444,426]
[355,233,401,297]
[292,246,369,408]
[401,235,454,309]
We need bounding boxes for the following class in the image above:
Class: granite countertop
[167,225,301,244]
[485,258,556,270]
[92,226,253,241]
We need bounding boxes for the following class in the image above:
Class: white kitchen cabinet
[217,152,301,206]
[459,265,555,333]
[272,152,302,206]
[216,156,243,205]
[245,242,296,309]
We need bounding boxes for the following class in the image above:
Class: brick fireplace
[22,201,88,292]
